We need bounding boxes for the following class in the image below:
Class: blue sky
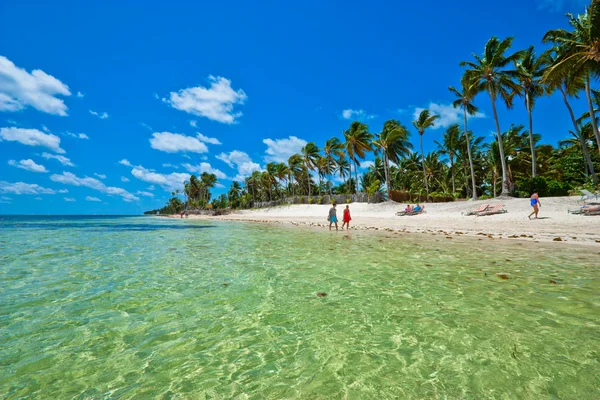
[0,0,593,214]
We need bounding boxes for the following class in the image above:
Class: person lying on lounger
[413,204,424,214]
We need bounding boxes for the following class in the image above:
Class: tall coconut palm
[543,1,600,153]
[460,36,524,196]
[515,46,549,177]
[323,137,344,195]
[559,121,597,180]
[336,156,351,193]
[434,124,461,195]
[287,154,303,196]
[412,109,439,199]
[275,163,290,197]
[449,82,480,199]
[200,172,217,203]
[315,156,329,195]
[343,121,373,193]
[373,120,412,199]
[301,142,320,197]
[545,48,598,185]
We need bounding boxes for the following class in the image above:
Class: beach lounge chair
[477,204,507,216]
[579,189,599,204]
[582,204,600,216]
[466,204,489,216]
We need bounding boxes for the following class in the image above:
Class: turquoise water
[1,216,599,399]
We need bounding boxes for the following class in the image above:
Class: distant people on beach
[328,203,339,231]
[342,205,352,230]
[413,204,424,214]
[528,190,541,219]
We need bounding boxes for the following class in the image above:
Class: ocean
[1,215,599,398]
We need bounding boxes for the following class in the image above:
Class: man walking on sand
[528,190,541,220]
[328,203,339,231]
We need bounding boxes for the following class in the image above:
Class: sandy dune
[172,196,600,246]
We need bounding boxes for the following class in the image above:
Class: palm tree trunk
[493,171,497,197]
[306,164,311,198]
[419,134,429,199]
[383,152,391,200]
[526,92,537,177]
[354,160,359,194]
[562,87,598,185]
[489,91,510,196]
[585,75,600,155]
[463,109,478,200]
[450,155,455,195]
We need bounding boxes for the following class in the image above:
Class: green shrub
[345,198,352,204]
[479,194,491,200]
[316,196,323,204]
[517,176,570,197]
[308,197,314,204]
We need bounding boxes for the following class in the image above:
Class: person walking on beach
[528,190,541,219]
[328,203,339,231]
[342,205,352,230]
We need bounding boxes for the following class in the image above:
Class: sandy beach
[168,196,600,246]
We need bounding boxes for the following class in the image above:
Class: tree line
[150,1,600,213]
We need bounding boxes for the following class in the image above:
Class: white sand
[170,197,600,246]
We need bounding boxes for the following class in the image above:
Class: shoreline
[162,197,600,247]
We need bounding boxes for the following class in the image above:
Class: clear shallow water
[1,215,599,399]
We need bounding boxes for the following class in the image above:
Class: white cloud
[8,159,48,173]
[263,136,307,163]
[341,109,375,120]
[34,197,42,200]
[164,76,247,124]
[196,132,221,145]
[0,196,12,203]
[0,56,71,115]
[216,150,261,180]
[162,163,179,169]
[66,132,89,140]
[182,162,228,179]
[135,191,154,197]
[130,165,190,192]
[140,122,153,131]
[76,91,84,98]
[150,131,209,153]
[0,181,56,195]
[189,120,197,127]
[413,102,485,130]
[50,172,139,202]
[86,196,101,202]
[42,152,74,167]
[89,110,109,119]
[58,189,68,193]
[0,127,65,153]
[121,176,130,182]
[64,197,76,202]
[147,185,155,191]
[119,159,132,166]
[360,161,375,170]
[94,173,106,179]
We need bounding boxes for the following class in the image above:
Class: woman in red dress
[342,205,352,230]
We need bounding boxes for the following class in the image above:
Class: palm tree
[373,120,413,199]
[559,121,597,181]
[315,156,329,195]
[275,163,290,197]
[323,137,344,195]
[449,83,480,200]
[543,1,600,153]
[336,156,351,193]
[515,46,549,177]
[435,124,461,195]
[460,36,524,196]
[265,162,278,200]
[545,48,598,185]
[301,142,320,197]
[200,172,217,204]
[287,154,303,196]
[412,109,439,199]
[343,121,373,193]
